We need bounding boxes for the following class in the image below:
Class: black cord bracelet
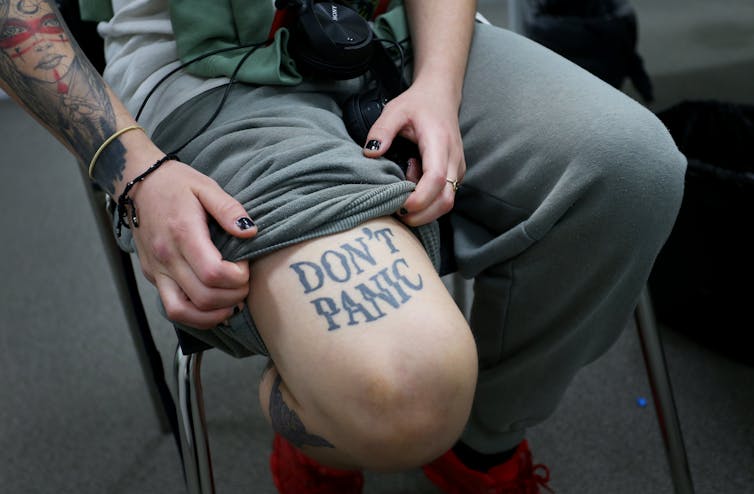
[116,154,178,236]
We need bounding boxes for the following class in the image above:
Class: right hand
[125,159,257,329]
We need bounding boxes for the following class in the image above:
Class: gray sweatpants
[144,24,686,453]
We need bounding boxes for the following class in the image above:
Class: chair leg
[82,179,174,435]
[175,345,216,494]
[635,287,696,494]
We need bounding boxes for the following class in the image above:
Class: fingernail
[399,207,408,216]
[365,139,381,151]
[236,217,255,230]
[233,305,241,315]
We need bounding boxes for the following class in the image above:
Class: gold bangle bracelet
[88,125,146,179]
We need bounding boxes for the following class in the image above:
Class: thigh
[453,22,683,276]
[458,23,670,217]
[249,216,478,469]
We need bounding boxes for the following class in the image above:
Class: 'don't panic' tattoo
[289,226,425,331]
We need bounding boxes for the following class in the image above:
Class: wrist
[410,73,463,107]
[88,126,145,177]
[112,131,168,197]
[115,153,178,236]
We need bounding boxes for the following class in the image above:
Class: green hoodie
[79,0,409,86]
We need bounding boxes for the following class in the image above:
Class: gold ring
[446,178,460,192]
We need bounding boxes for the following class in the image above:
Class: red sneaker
[422,440,552,494]
[269,434,364,494]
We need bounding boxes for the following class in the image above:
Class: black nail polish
[366,139,381,151]
[233,305,241,315]
[399,207,408,216]
[236,217,255,230]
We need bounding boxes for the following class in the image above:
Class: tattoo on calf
[269,374,335,449]
[289,226,424,331]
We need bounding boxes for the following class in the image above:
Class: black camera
[277,0,418,170]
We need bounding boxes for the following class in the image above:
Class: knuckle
[216,200,242,220]
[149,238,173,265]
[197,263,225,286]
[402,216,422,227]
[203,174,221,187]
[426,170,447,187]
[162,301,186,323]
[167,216,192,241]
[440,195,455,212]
[190,293,215,311]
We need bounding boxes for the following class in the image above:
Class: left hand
[362,81,466,226]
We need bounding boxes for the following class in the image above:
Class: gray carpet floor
[2,1,753,493]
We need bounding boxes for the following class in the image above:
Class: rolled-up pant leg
[454,24,686,453]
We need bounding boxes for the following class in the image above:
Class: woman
[1,1,686,492]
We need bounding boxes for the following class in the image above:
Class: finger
[162,258,250,311]
[166,209,251,290]
[156,274,237,330]
[403,142,449,213]
[361,107,406,159]
[404,134,467,214]
[400,144,464,224]
[404,157,422,184]
[194,178,258,239]
[399,182,457,226]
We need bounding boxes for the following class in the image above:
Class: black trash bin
[650,100,754,364]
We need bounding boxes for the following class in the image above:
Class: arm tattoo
[269,374,335,449]
[0,0,125,193]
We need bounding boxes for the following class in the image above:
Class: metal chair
[82,169,214,492]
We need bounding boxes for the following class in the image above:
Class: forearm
[0,0,162,195]
[403,0,476,105]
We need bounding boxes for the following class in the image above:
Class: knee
[576,105,687,241]
[350,356,477,469]
[336,323,478,470]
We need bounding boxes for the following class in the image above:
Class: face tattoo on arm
[0,0,125,193]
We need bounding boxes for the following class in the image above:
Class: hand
[362,81,466,226]
[127,159,257,329]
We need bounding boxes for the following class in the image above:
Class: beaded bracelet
[116,154,178,236]
[88,125,145,179]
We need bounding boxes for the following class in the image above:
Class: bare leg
[249,217,478,471]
